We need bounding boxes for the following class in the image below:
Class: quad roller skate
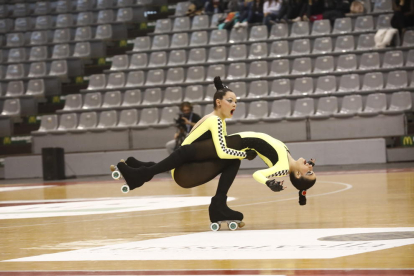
[110,159,130,194]
[209,195,245,231]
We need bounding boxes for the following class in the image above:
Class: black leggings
[173,136,244,196]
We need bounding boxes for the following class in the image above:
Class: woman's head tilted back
[289,158,316,206]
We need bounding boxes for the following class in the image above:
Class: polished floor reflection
[0,165,413,275]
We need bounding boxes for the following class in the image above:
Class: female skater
[115,77,316,224]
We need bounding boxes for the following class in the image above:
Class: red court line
[1,270,414,276]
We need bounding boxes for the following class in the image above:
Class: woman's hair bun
[214,76,225,90]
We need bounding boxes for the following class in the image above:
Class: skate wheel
[210,222,221,231]
[228,221,238,231]
[110,165,116,172]
[112,170,121,180]
[120,159,125,163]
[238,222,245,228]
[121,184,130,193]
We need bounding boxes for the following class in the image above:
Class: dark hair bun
[214,76,225,90]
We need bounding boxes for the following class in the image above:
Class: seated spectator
[205,0,226,14]
[278,0,305,22]
[263,0,282,30]
[391,0,414,38]
[323,0,351,25]
[291,0,324,22]
[234,0,264,28]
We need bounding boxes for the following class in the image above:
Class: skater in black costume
[116,77,316,225]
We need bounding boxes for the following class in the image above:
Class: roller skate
[110,159,130,193]
[209,195,245,231]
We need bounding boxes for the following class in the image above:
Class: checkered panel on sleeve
[217,117,247,158]
[267,170,289,178]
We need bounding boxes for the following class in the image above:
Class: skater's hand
[266,179,286,192]
[245,150,257,160]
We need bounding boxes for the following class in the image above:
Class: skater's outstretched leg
[125,157,156,168]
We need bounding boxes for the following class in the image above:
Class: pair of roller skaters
[115,77,317,228]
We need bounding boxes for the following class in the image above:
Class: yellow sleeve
[209,116,247,160]
[253,166,289,185]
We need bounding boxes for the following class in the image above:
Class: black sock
[215,159,241,197]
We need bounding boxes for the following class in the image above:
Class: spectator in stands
[205,0,226,13]
[391,0,414,37]
[277,0,305,22]
[165,102,201,154]
[234,0,264,28]
[263,0,283,30]
[323,0,351,26]
[291,0,324,22]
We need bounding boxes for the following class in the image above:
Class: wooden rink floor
[0,163,414,276]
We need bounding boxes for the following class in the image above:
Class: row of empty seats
[0,78,45,97]
[153,15,393,36]
[4,25,117,48]
[84,57,414,91]
[67,71,414,113]
[0,60,69,81]
[108,49,414,72]
[1,42,94,64]
[33,91,412,135]
[130,31,414,54]
[0,0,150,18]
[0,9,138,33]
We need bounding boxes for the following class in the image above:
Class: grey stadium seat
[337,54,358,72]
[116,109,138,128]
[358,93,387,116]
[7,33,25,47]
[248,42,268,59]
[122,89,141,106]
[34,115,58,134]
[310,96,338,119]
[163,87,183,104]
[1,99,21,117]
[228,82,247,99]
[210,13,226,28]
[188,48,206,64]
[291,21,310,37]
[249,25,268,41]
[5,81,24,97]
[382,51,404,68]
[35,2,52,15]
[148,51,167,67]
[136,108,159,128]
[204,84,216,101]
[74,112,98,131]
[314,56,335,73]
[142,88,162,105]
[192,15,209,30]
[291,39,311,56]
[154,19,171,33]
[129,53,148,69]
[377,14,392,29]
[102,91,122,108]
[208,46,227,63]
[97,10,115,24]
[110,55,129,71]
[77,12,94,26]
[26,79,45,96]
[6,64,26,79]
[248,80,268,98]
[334,95,362,117]
[56,0,73,13]
[52,113,78,133]
[291,57,312,75]
[157,106,181,127]
[385,70,408,89]
[270,79,291,97]
[74,26,92,41]
[402,30,414,46]
[28,62,47,78]
[270,40,289,57]
[315,75,337,94]
[31,31,50,45]
[248,61,268,78]
[287,98,314,120]
[165,67,185,84]
[152,35,170,50]
[184,85,204,102]
[63,94,82,111]
[168,50,186,66]
[52,44,71,59]
[190,31,208,46]
[384,91,412,114]
[53,29,71,43]
[312,37,332,54]
[15,18,34,32]
[263,99,291,121]
[338,74,360,92]
[186,66,205,83]
[311,19,331,36]
[292,77,314,95]
[97,0,115,9]
[239,101,268,123]
[8,48,26,63]
[333,17,352,34]
[174,2,191,16]
[145,69,164,86]
[228,44,247,61]
[126,71,144,87]
[49,60,69,79]
[83,92,102,109]
[361,72,383,91]
[56,14,75,28]
[94,110,118,130]
[334,35,355,52]
[206,64,225,81]
[210,29,228,45]
[270,59,290,76]
[87,74,106,90]
[95,25,113,40]
[106,72,125,89]
[359,52,380,70]
[354,16,374,32]
[270,23,289,39]
[133,36,151,52]
[229,28,247,43]
[373,0,392,12]
[227,63,247,80]
[170,33,188,48]
[357,34,375,50]
[173,17,190,32]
